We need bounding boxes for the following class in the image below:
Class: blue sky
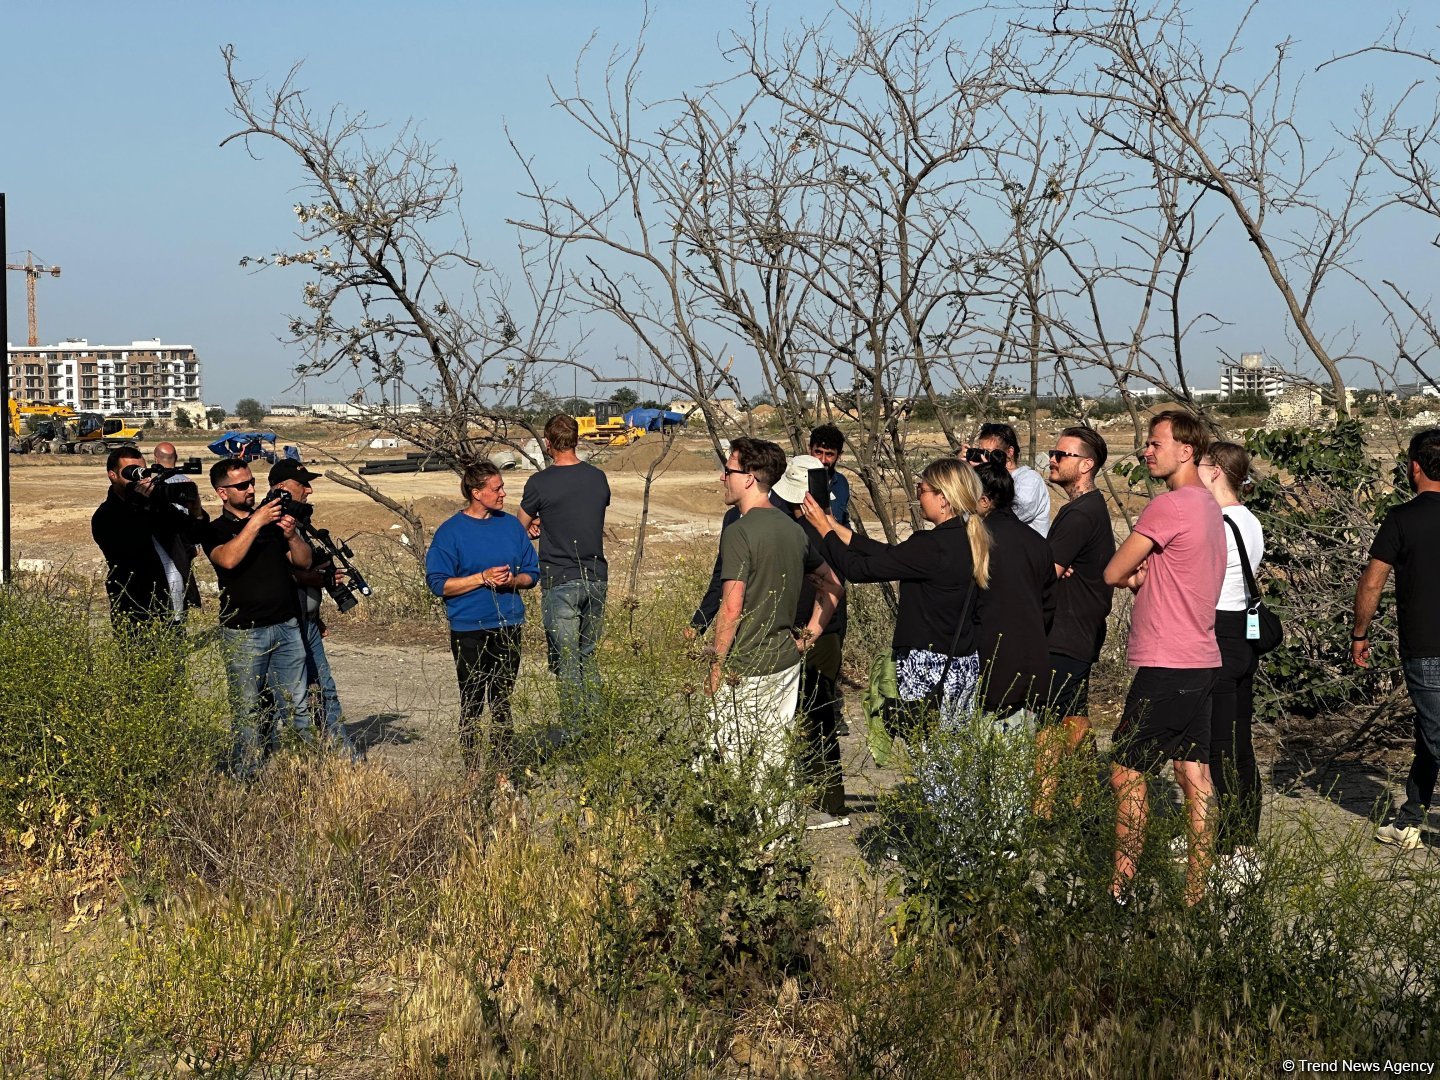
[2,0,1432,408]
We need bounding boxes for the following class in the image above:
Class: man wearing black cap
[269,459,357,756]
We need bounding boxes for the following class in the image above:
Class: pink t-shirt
[1127,484,1225,668]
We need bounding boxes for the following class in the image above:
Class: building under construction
[6,338,203,417]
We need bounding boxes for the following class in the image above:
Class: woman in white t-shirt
[1198,442,1265,884]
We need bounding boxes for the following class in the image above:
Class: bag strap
[934,578,978,691]
[1222,515,1263,611]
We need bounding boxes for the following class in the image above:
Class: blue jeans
[300,617,357,758]
[541,578,606,715]
[221,619,312,778]
[1395,657,1440,828]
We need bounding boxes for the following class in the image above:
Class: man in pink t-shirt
[1104,410,1226,905]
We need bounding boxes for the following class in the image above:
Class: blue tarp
[207,431,279,461]
[623,407,688,431]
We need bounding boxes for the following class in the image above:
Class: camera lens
[120,464,145,482]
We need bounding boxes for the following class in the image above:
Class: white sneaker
[1376,822,1423,850]
[1213,848,1261,895]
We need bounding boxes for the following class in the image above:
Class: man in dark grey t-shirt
[1354,427,1440,850]
[519,414,611,717]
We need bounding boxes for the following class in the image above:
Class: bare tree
[517,5,1046,540]
[1011,0,1401,416]
[221,45,581,505]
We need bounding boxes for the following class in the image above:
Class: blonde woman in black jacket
[802,458,990,719]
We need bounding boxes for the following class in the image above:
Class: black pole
[1,192,11,586]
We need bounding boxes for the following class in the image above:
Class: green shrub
[872,714,1440,1066]
[1244,420,1409,727]
[0,582,228,860]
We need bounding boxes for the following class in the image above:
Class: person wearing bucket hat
[773,455,850,827]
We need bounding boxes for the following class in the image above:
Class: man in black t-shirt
[1354,428,1440,850]
[1036,426,1115,817]
[202,457,315,777]
[517,414,611,718]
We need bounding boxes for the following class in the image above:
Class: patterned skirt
[895,647,981,725]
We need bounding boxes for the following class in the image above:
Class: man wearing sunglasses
[1035,427,1116,818]
[203,456,315,778]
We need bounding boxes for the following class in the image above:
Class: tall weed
[0,583,227,861]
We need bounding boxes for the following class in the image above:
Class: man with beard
[204,456,314,777]
[1035,426,1115,817]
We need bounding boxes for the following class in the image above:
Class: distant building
[1219,352,1286,398]
[6,338,202,417]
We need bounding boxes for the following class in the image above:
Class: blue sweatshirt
[425,510,539,631]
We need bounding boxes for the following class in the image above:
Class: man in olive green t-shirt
[708,438,839,827]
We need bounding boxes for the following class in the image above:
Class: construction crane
[4,251,62,347]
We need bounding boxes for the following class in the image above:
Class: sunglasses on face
[219,479,256,490]
[1047,449,1086,462]
[722,466,750,477]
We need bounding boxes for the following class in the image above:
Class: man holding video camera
[267,459,358,756]
[204,456,314,777]
[91,445,209,632]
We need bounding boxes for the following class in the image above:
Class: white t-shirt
[1011,465,1051,537]
[1218,504,1265,611]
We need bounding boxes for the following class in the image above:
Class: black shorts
[1111,666,1218,774]
[1042,652,1092,721]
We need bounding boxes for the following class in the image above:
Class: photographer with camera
[91,445,209,633]
[266,459,358,757]
[203,456,314,778]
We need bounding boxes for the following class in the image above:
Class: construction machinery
[577,401,641,447]
[5,400,144,454]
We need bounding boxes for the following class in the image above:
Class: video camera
[120,463,199,508]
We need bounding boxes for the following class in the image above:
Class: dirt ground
[5,432,1426,871]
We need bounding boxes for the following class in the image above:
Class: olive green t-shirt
[718,506,816,676]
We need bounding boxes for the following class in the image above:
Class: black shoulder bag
[1223,516,1283,655]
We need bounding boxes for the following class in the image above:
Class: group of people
[93,443,356,775]
[684,413,1440,905]
[91,414,1440,888]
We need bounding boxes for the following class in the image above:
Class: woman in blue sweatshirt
[426,461,539,773]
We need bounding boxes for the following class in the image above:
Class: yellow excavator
[5,398,117,454]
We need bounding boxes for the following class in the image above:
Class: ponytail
[967,512,991,590]
[921,457,991,589]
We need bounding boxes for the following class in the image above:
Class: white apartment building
[6,338,203,417]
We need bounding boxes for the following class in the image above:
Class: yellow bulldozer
[576,401,642,447]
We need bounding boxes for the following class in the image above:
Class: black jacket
[975,509,1056,711]
[91,487,208,626]
[821,517,977,657]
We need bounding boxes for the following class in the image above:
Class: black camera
[259,487,313,521]
[121,463,178,484]
[121,463,198,508]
